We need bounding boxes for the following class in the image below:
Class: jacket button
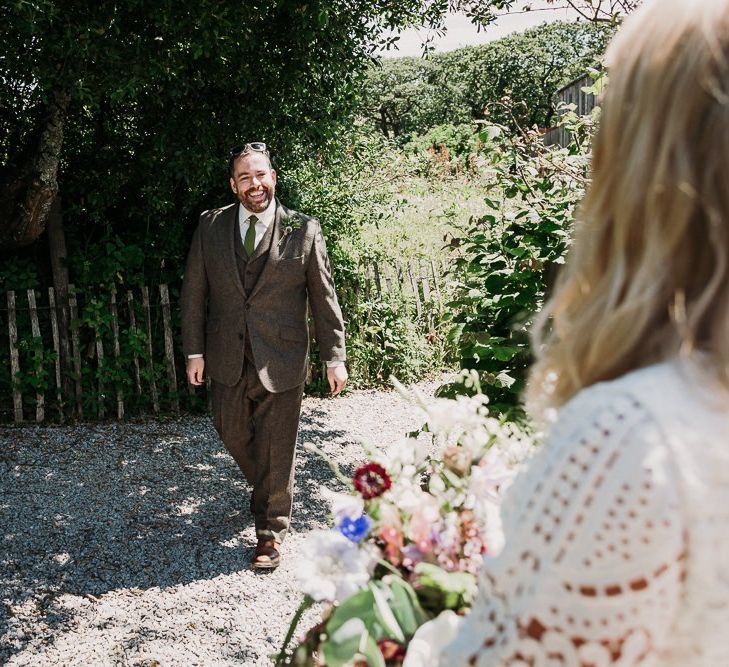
[245,303,251,310]
[238,333,244,340]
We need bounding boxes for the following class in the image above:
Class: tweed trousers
[210,346,304,543]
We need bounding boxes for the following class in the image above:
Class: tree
[440,0,640,28]
[0,0,641,286]
[360,21,611,139]
[0,0,451,252]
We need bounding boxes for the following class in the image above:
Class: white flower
[492,428,538,468]
[384,476,425,515]
[382,437,428,472]
[421,394,491,438]
[296,530,372,602]
[481,499,505,556]
[320,487,364,521]
[466,452,513,509]
[402,610,462,667]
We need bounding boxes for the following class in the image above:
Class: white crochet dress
[440,358,729,666]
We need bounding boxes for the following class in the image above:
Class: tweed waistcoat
[234,212,275,298]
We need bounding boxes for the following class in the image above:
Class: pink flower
[379,526,404,566]
[408,513,434,554]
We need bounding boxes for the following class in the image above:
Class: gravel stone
[0,379,442,666]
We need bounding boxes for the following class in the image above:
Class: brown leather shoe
[252,538,281,570]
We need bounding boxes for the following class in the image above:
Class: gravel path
[0,380,441,666]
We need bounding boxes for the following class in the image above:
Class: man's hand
[187,357,205,386]
[327,365,348,396]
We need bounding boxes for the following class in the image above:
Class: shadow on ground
[0,411,348,660]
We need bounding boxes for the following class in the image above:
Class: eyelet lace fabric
[440,360,729,666]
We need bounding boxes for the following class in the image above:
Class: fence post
[126,290,143,398]
[141,286,160,414]
[7,291,23,423]
[372,261,382,295]
[110,288,124,420]
[27,289,45,423]
[407,261,423,318]
[48,287,65,421]
[429,260,442,303]
[419,260,432,303]
[394,259,406,290]
[159,284,179,414]
[92,297,106,419]
[381,262,394,293]
[68,286,83,419]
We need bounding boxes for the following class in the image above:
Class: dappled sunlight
[0,399,402,663]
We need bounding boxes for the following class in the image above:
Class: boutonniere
[278,217,303,247]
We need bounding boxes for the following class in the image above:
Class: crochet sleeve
[441,388,686,666]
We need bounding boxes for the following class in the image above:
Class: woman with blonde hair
[432,0,729,664]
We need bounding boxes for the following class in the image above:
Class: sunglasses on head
[229,142,269,158]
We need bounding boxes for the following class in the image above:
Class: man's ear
[271,169,277,185]
[229,176,237,194]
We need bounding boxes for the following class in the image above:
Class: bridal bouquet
[275,377,534,667]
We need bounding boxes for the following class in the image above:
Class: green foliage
[0,257,40,291]
[0,0,469,275]
[412,562,477,613]
[347,293,443,388]
[405,123,478,158]
[284,129,450,392]
[0,1,619,417]
[278,577,428,667]
[68,234,147,288]
[403,122,481,176]
[361,21,612,140]
[441,100,598,416]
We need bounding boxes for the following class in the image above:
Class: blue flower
[336,513,372,543]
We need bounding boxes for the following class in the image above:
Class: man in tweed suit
[181,143,347,569]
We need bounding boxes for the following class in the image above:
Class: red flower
[352,462,392,499]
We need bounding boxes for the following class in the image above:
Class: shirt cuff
[325,361,345,368]
[188,354,204,359]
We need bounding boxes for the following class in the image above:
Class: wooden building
[543,73,596,147]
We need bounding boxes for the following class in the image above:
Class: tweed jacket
[180,199,346,392]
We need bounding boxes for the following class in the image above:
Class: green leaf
[413,563,477,612]
[372,583,405,643]
[384,576,430,637]
[489,345,520,362]
[322,618,386,667]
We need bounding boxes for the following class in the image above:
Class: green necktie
[244,215,258,257]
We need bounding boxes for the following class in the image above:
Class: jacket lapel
[222,203,246,298]
[248,199,285,302]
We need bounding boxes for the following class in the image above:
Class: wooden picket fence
[2,284,180,424]
[361,258,446,320]
[0,258,448,424]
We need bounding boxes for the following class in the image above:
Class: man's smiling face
[230,152,277,213]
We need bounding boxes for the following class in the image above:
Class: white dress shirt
[239,198,275,251]
[188,199,343,368]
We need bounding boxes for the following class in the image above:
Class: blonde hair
[528,0,729,413]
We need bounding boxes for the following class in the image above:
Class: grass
[342,169,494,265]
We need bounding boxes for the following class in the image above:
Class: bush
[403,123,482,176]
[441,93,599,417]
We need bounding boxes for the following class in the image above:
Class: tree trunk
[0,88,70,249]
[379,106,390,138]
[47,195,73,399]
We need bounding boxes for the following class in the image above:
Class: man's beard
[240,186,273,213]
